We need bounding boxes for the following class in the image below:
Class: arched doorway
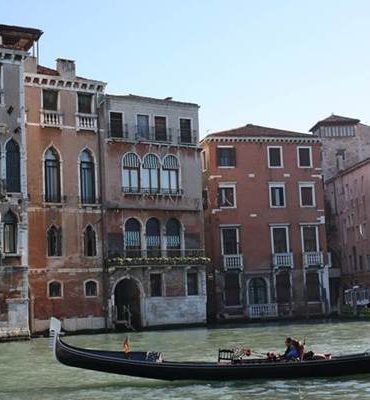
[114,278,141,329]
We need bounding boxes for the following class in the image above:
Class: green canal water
[1,321,370,400]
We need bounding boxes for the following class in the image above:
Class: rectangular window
[137,114,150,138]
[221,228,239,254]
[43,89,58,111]
[78,93,92,114]
[154,116,167,141]
[187,272,199,295]
[150,273,162,297]
[268,146,282,168]
[216,147,236,167]
[298,147,312,167]
[299,183,315,207]
[271,227,288,253]
[217,185,235,208]
[302,226,318,252]
[269,184,285,207]
[180,118,192,143]
[110,112,123,137]
[224,272,241,306]
[306,272,320,301]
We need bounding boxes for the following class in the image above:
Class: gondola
[49,318,370,381]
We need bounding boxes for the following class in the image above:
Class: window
[146,218,161,257]
[84,225,97,257]
[224,272,241,306]
[122,153,140,193]
[179,118,192,143]
[80,150,96,204]
[44,147,61,203]
[43,89,58,111]
[124,218,141,257]
[154,116,167,141]
[110,112,124,137]
[3,210,17,254]
[201,151,208,171]
[217,185,236,208]
[276,272,291,303]
[47,225,62,256]
[302,226,318,252]
[221,227,239,255]
[268,146,283,168]
[216,147,236,167]
[85,280,98,297]
[78,93,93,114]
[299,183,315,207]
[48,281,62,298]
[150,273,162,297]
[306,272,320,301]
[269,183,285,207]
[187,272,199,295]
[298,147,312,168]
[137,114,150,138]
[166,218,181,256]
[162,155,179,194]
[6,139,20,192]
[248,278,267,304]
[142,154,160,193]
[271,226,289,253]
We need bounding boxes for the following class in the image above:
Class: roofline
[0,24,43,40]
[309,117,360,132]
[106,94,199,108]
[200,135,321,144]
[326,157,370,183]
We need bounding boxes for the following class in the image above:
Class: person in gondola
[281,337,304,361]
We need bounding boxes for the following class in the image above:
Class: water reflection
[1,321,370,400]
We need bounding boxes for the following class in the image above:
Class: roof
[36,64,97,82]
[107,94,199,108]
[205,123,315,139]
[309,114,360,132]
[326,157,370,183]
[0,24,42,51]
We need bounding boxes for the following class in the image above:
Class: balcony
[303,251,324,268]
[178,129,198,146]
[41,110,63,128]
[248,303,278,319]
[223,254,243,270]
[272,252,293,269]
[135,126,172,143]
[76,113,98,132]
[109,123,129,140]
[121,186,183,196]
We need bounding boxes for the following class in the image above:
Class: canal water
[1,321,370,400]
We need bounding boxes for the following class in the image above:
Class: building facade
[201,124,331,321]
[100,94,207,329]
[0,25,41,339]
[24,57,106,333]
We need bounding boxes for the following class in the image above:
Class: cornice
[202,136,321,144]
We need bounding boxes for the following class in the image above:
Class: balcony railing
[303,251,324,268]
[273,252,293,269]
[223,254,243,270]
[76,113,98,132]
[248,303,278,319]
[41,110,63,128]
[178,129,198,145]
[109,123,129,139]
[122,186,183,196]
[344,287,370,306]
[135,126,172,143]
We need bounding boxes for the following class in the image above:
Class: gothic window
[6,139,20,193]
[44,147,61,203]
[47,225,62,256]
[146,218,161,257]
[84,225,97,257]
[122,153,140,193]
[142,154,160,193]
[80,150,96,204]
[166,218,181,257]
[3,210,17,254]
[48,281,62,298]
[85,280,98,297]
[125,218,141,257]
[248,278,267,305]
[162,155,179,194]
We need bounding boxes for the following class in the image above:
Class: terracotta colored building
[99,94,207,329]
[24,57,106,332]
[201,124,331,321]
[0,25,42,339]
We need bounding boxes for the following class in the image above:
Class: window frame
[299,182,316,207]
[84,225,97,257]
[186,271,199,296]
[79,150,96,205]
[217,183,236,208]
[3,211,18,254]
[268,182,286,208]
[300,224,319,252]
[47,225,62,257]
[179,117,192,143]
[150,272,164,297]
[84,279,98,298]
[220,225,240,255]
[48,280,63,299]
[42,89,59,111]
[297,146,312,168]
[267,146,283,168]
[77,93,93,114]
[109,111,124,138]
[270,225,290,254]
[216,146,236,168]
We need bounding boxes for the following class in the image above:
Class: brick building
[0,25,42,339]
[24,57,106,332]
[201,124,331,321]
[99,94,207,329]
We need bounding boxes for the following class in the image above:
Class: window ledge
[4,253,21,258]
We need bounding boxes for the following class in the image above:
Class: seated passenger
[281,337,304,361]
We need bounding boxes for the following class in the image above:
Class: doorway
[114,278,141,329]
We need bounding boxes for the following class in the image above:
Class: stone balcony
[248,303,278,319]
[76,113,98,132]
[272,252,293,269]
[40,110,63,128]
[223,254,243,271]
[302,251,324,268]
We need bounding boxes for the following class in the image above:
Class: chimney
[56,58,76,79]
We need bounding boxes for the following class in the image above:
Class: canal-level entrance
[113,278,141,329]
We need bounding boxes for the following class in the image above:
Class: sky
[2,0,370,137]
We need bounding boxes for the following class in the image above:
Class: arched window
[80,150,96,204]
[166,218,181,257]
[146,218,161,257]
[125,218,141,257]
[6,139,20,192]
[44,147,61,203]
[47,225,62,256]
[248,278,267,305]
[162,155,179,194]
[85,280,98,297]
[3,210,17,253]
[142,154,160,193]
[84,225,97,257]
[48,281,62,298]
[122,153,140,193]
